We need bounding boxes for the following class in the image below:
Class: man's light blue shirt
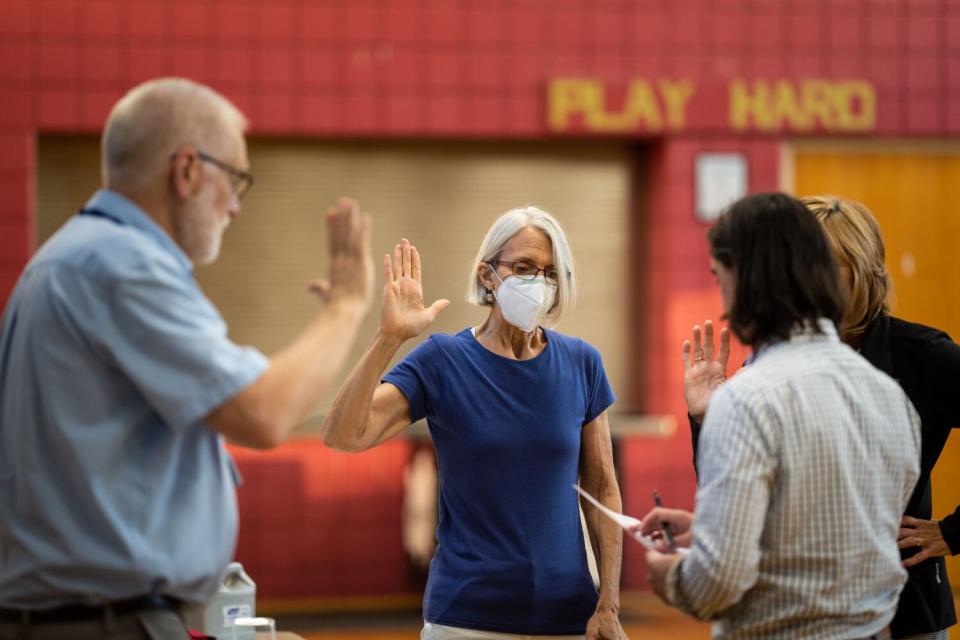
[0,190,269,607]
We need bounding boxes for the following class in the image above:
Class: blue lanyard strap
[77,208,124,225]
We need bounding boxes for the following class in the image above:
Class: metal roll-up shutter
[38,137,631,432]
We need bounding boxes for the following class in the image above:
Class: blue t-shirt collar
[83,189,194,272]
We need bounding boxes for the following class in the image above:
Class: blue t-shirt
[384,327,615,635]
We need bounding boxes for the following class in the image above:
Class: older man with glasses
[0,78,374,639]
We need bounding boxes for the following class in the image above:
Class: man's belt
[0,594,179,624]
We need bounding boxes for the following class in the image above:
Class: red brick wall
[3,0,959,598]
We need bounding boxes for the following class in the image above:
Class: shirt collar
[83,189,194,272]
[749,318,840,364]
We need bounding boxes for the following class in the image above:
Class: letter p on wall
[548,79,604,132]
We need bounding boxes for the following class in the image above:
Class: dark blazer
[689,314,960,636]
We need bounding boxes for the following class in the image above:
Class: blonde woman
[803,196,959,640]
[322,207,626,640]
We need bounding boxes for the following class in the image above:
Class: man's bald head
[101,78,248,193]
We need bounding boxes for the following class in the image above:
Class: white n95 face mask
[491,269,556,333]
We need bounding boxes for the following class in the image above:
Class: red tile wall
[624,136,776,587]
[2,1,955,139]
[230,439,414,599]
[2,0,958,599]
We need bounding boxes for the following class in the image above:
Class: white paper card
[572,484,688,555]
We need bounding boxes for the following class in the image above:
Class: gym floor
[268,593,704,639]
[266,592,960,639]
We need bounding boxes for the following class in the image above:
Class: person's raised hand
[682,320,730,421]
[308,198,374,316]
[380,238,449,341]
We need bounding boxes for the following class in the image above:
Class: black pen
[653,491,677,553]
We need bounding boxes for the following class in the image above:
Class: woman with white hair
[323,207,626,640]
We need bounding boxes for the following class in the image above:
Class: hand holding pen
[653,491,677,552]
[639,498,694,553]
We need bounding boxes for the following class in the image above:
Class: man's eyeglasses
[197,151,254,200]
[491,260,560,286]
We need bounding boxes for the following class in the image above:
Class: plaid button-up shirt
[668,320,920,639]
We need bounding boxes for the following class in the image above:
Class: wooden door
[793,143,960,593]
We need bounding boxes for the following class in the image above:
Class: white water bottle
[183,562,257,640]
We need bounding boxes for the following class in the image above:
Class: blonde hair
[101,77,248,192]
[801,195,890,345]
[465,206,577,327]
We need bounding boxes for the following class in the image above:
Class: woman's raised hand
[682,320,731,421]
[381,238,449,340]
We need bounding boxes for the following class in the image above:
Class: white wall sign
[695,152,748,223]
